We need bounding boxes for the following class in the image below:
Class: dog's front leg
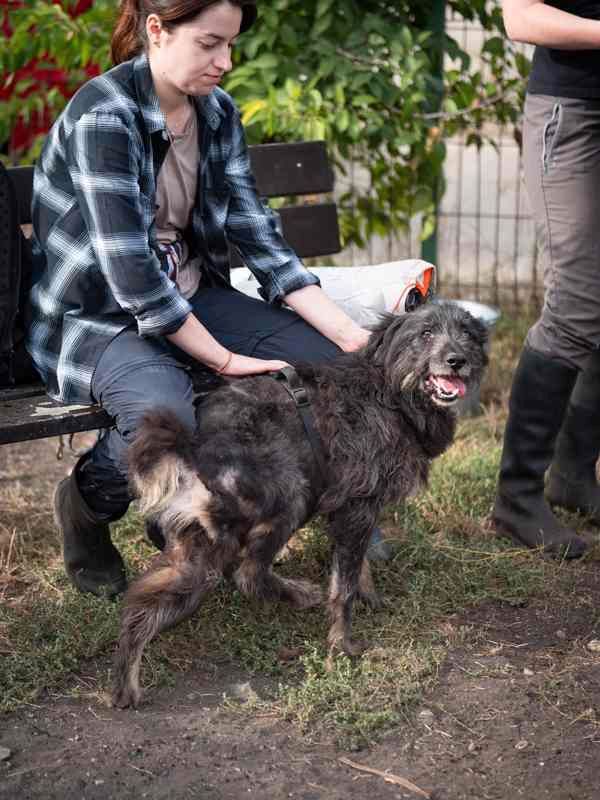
[326,500,379,663]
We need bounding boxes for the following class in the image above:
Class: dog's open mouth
[425,374,467,405]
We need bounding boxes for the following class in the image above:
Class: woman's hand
[167,314,288,376]
[217,352,289,377]
[340,328,371,352]
[284,285,372,352]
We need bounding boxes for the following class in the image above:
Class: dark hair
[111,0,257,65]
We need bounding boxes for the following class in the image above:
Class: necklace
[166,101,193,139]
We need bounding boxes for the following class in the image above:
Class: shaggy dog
[112,302,488,708]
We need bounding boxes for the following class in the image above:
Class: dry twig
[339,756,431,798]
[128,763,156,778]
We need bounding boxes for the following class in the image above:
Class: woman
[493,0,600,558]
[27,0,381,598]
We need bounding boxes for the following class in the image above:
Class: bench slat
[278,202,340,258]
[230,202,341,267]
[0,384,112,445]
[7,141,334,226]
[248,141,334,197]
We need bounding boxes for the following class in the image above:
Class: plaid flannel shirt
[27,53,319,404]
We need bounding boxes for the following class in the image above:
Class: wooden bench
[0,141,342,445]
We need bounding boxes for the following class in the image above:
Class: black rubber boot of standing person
[492,347,588,559]
[54,455,128,597]
[546,350,600,524]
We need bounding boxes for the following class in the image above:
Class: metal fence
[333,10,539,311]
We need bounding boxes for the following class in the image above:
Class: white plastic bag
[231,259,436,326]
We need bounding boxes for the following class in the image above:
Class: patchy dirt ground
[1,438,600,800]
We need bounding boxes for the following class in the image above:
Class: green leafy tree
[0,0,530,246]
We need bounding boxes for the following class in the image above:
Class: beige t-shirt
[155,108,202,299]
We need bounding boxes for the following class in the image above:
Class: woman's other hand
[217,352,289,377]
[284,284,372,352]
[341,328,371,352]
[167,314,287,375]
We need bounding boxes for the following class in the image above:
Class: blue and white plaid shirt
[27,53,319,404]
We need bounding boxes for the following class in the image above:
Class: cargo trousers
[524,93,600,369]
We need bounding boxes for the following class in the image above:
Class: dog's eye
[421,329,433,339]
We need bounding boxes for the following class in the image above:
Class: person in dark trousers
[27,0,390,598]
[493,0,600,558]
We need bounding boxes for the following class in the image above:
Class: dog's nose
[446,353,466,371]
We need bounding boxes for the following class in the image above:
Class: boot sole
[492,518,588,560]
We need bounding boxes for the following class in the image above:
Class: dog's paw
[284,578,323,609]
[111,684,141,710]
[342,637,368,657]
[325,636,369,670]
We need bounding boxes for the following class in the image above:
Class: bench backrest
[0,140,341,388]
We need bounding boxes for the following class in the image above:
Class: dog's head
[365,302,489,409]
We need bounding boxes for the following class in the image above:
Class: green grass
[1,308,598,746]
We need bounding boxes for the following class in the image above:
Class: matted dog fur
[113,302,488,708]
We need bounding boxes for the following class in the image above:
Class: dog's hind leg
[357,558,383,610]
[326,501,379,662]
[234,520,322,609]
[112,524,218,709]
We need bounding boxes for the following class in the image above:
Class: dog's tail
[128,409,194,515]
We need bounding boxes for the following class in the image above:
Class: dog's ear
[363,312,409,365]
[466,313,489,350]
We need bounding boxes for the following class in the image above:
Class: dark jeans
[80,287,341,516]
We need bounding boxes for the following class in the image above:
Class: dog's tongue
[438,376,466,397]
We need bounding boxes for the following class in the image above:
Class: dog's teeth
[429,375,466,399]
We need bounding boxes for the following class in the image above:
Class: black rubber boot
[492,347,588,559]
[54,458,128,597]
[546,350,600,523]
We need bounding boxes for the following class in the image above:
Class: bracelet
[216,350,233,374]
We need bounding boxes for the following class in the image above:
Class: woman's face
[147,2,242,97]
